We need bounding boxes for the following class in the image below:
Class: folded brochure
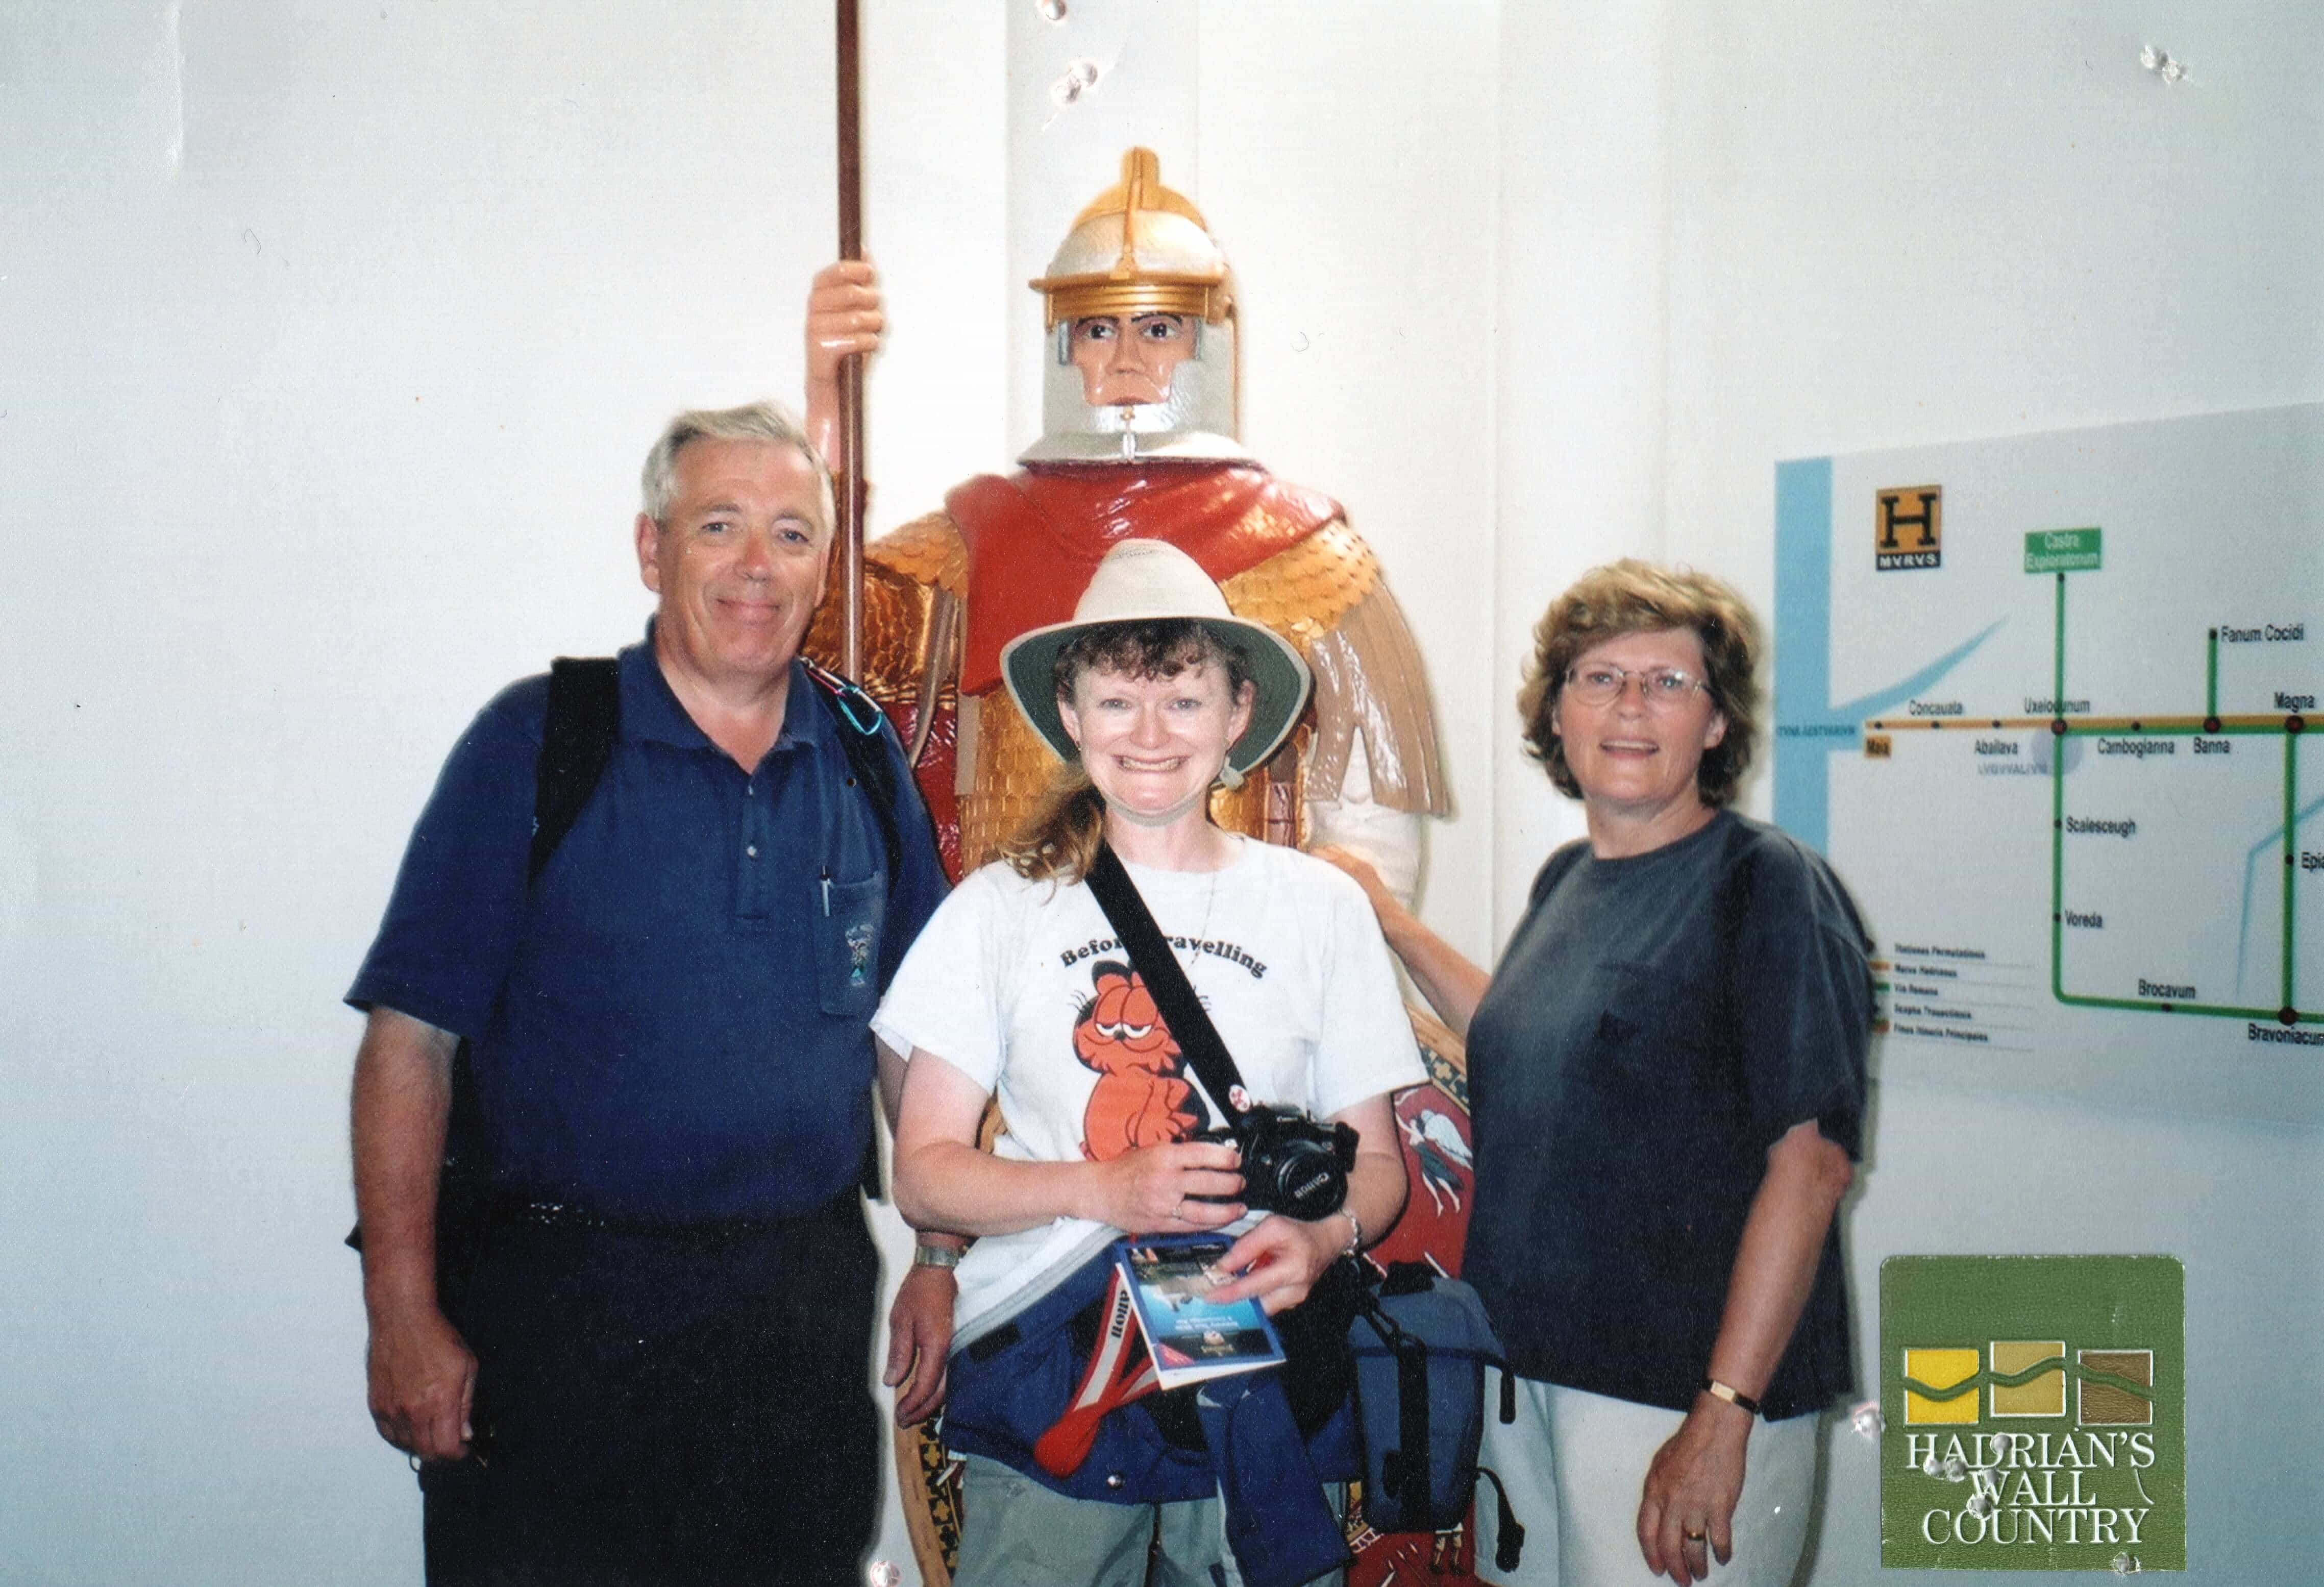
[1112,1233,1285,1389]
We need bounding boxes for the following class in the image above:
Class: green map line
[1903,1360,2155,1403]
[1909,1358,2070,1394]
[2048,572,2319,1025]
[2285,722,2299,1012]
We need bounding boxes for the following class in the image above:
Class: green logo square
[1880,1256,2184,1570]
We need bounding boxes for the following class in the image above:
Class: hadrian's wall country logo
[1876,483,1943,570]
[1881,1256,2184,1571]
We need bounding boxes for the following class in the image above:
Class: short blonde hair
[1517,559,1762,808]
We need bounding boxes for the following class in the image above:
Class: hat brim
[1001,614,1312,779]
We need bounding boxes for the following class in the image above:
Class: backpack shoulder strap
[800,657,903,894]
[351,655,619,1267]
[529,657,622,885]
[799,658,914,1206]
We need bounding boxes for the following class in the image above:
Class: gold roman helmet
[1021,148,1248,465]
[1030,148,1233,328]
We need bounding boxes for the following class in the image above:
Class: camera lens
[1256,1136,1346,1220]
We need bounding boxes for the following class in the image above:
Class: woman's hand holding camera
[1091,1139,1245,1235]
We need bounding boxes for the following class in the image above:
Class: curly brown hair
[1517,559,1762,808]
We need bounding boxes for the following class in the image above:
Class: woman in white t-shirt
[879,539,1421,1587]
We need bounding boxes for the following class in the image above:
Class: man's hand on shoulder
[366,1300,477,1463]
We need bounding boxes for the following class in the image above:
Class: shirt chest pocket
[1579,962,1728,1109]
[813,873,886,1019]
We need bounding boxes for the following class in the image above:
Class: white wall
[1643,6,2323,1580]
[0,3,1004,1580]
[2,2,2315,1582]
[1190,0,1501,965]
[1490,0,1678,938]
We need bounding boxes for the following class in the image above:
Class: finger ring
[1172,1195,1187,1219]
[1684,1528,1707,1543]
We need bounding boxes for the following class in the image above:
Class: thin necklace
[1113,829,1231,971]
[1182,846,1223,964]
[1140,836,1226,971]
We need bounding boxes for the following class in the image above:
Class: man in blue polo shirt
[348,402,951,1585]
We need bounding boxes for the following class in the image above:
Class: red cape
[947,461,1340,695]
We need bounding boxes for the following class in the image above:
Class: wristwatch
[912,1243,962,1270]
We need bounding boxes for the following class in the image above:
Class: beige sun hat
[1000,539,1312,779]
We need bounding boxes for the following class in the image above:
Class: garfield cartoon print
[1073,961,1213,1161]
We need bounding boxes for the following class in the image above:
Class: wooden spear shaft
[835,0,867,678]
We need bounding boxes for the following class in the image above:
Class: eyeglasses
[1562,664,1710,710]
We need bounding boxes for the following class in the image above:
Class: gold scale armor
[842,513,1446,874]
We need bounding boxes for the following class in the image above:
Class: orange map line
[1863,714,2289,732]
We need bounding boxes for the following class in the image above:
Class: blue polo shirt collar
[621,620,828,763]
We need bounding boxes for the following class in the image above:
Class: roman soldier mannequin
[803,148,1448,892]
[812,153,1483,1584]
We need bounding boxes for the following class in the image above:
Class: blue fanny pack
[946,1250,1356,1587]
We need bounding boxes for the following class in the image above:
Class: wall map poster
[1772,404,2322,1120]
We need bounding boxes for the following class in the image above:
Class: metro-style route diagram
[1771,404,2322,1089]
[1854,563,2317,1028]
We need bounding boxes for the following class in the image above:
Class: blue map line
[1832,627,2007,723]
[1772,457,2003,852]
[1772,459,1838,849]
[2235,783,2323,995]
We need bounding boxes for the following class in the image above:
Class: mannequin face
[1068,313,1195,407]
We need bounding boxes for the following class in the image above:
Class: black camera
[1196,1105,1358,1222]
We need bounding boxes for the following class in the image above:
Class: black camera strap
[1084,842,1257,1132]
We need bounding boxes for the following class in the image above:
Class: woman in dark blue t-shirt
[1323,560,1871,1587]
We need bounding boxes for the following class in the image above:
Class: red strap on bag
[1033,1266,1163,1476]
